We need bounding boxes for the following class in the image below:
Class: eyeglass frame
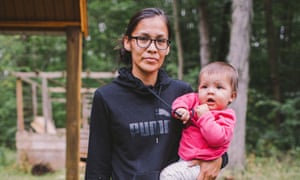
[129,36,171,50]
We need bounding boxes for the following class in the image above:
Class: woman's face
[124,16,170,78]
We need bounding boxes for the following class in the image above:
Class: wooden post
[66,27,82,180]
[42,77,52,132]
[16,78,24,131]
[32,83,38,119]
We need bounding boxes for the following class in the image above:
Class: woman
[85,7,226,180]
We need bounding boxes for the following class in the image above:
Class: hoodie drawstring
[147,87,182,118]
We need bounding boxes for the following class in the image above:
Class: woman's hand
[189,157,222,180]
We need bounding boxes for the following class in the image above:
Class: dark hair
[119,8,171,65]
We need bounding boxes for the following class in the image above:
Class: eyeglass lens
[132,36,170,50]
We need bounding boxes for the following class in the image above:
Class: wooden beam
[32,84,38,120]
[80,71,117,78]
[79,0,88,37]
[0,21,80,28]
[12,71,67,78]
[12,71,116,79]
[16,76,41,88]
[66,27,82,180]
[41,77,53,132]
[49,87,96,93]
[16,78,24,131]
[0,30,65,36]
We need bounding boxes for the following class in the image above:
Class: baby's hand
[194,104,210,117]
[174,108,190,124]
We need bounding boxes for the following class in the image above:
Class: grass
[0,163,86,180]
[218,153,300,180]
[0,148,299,180]
[0,147,85,180]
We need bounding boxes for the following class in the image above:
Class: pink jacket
[172,93,236,161]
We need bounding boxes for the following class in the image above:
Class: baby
[160,61,238,180]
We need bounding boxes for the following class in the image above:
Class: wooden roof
[0,0,88,36]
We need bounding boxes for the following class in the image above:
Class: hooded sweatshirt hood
[113,67,172,95]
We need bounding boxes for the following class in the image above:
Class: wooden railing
[12,71,117,133]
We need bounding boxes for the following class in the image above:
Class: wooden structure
[0,1,88,179]
[13,71,116,170]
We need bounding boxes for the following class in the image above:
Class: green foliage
[247,89,300,156]
[0,0,300,160]
[84,0,133,71]
[220,152,300,180]
[182,67,200,91]
[0,147,16,169]
[251,0,300,95]
[0,35,66,72]
[52,102,66,128]
[0,74,17,148]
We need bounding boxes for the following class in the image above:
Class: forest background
[0,0,299,176]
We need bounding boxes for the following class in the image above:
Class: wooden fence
[12,71,116,170]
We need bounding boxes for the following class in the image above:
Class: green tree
[0,0,300,159]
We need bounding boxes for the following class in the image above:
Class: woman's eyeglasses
[129,36,171,50]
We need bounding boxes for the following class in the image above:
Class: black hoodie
[85,67,193,180]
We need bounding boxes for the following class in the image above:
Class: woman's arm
[85,90,112,180]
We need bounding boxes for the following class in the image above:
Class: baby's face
[198,73,236,110]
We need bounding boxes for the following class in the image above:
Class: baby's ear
[229,91,237,104]
[232,91,237,99]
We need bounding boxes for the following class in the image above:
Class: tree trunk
[226,0,252,171]
[264,0,282,127]
[217,1,231,61]
[198,0,210,67]
[172,0,184,80]
[264,0,281,102]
